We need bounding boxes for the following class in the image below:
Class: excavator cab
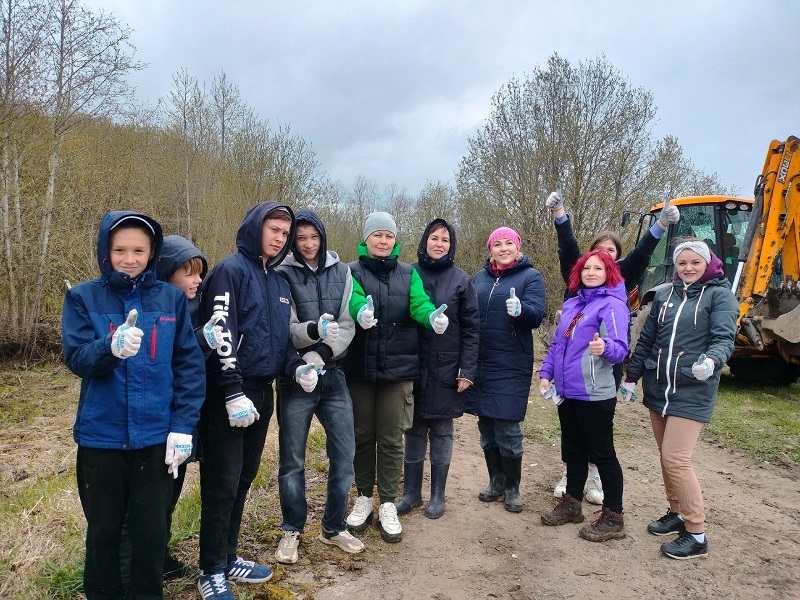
[631,196,753,305]
[627,137,800,384]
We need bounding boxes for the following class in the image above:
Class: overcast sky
[86,0,799,200]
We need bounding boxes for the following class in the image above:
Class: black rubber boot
[394,461,424,515]
[502,455,523,513]
[424,463,449,519]
[478,447,505,502]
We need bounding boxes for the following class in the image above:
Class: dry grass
[0,363,378,599]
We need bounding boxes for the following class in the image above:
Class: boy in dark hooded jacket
[197,202,320,598]
[273,209,364,564]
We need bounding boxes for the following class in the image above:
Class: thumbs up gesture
[295,362,319,393]
[203,313,225,349]
[506,288,521,317]
[111,309,143,359]
[691,353,715,381]
[429,303,449,335]
[357,295,377,329]
[658,196,681,229]
[588,332,605,356]
[317,313,339,342]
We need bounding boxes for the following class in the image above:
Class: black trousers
[557,397,624,513]
[198,383,274,572]
[77,444,172,600]
[120,461,188,587]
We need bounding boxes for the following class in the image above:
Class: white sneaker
[346,495,374,532]
[584,475,604,505]
[378,501,402,543]
[318,527,365,554]
[553,471,567,498]
[274,530,300,564]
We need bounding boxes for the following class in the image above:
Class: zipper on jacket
[656,348,663,382]
[663,290,689,416]
[151,323,157,360]
[671,350,685,394]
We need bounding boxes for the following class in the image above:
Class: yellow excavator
[627,136,800,384]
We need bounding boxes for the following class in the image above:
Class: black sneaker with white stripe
[661,531,709,560]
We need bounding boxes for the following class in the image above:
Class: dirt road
[311,403,800,600]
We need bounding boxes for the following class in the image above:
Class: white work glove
[295,363,319,393]
[691,354,715,381]
[203,314,225,349]
[317,313,339,342]
[225,392,260,427]
[657,197,680,229]
[545,190,564,213]
[620,380,638,403]
[429,304,449,335]
[165,432,193,479]
[506,288,521,317]
[111,309,143,359]
[301,350,325,373]
[588,332,605,356]
[539,380,563,406]
[357,295,377,329]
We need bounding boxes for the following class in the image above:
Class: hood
[97,210,163,283]
[236,201,295,269]
[576,280,628,304]
[673,252,726,285]
[157,235,208,282]
[417,218,456,271]
[291,208,328,271]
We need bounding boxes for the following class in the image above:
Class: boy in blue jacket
[62,211,205,599]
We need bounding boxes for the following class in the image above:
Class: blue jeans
[404,417,454,465]
[477,416,523,458]
[278,367,355,533]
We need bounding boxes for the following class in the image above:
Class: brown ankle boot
[579,506,626,541]
[540,493,585,526]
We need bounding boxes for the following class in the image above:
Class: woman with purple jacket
[538,249,630,542]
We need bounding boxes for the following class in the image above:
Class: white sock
[587,464,599,478]
[690,532,705,543]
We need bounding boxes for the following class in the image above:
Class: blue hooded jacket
[62,211,206,449]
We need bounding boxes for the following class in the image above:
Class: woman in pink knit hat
[463,226,546,513]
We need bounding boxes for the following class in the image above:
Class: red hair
[568,249,623,294]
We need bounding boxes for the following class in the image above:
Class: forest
[0,0,732,359]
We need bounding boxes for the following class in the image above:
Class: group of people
[61,188,737,600]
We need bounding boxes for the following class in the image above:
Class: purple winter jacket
[539,281,630,401]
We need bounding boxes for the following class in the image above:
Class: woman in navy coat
[464,227,546,512]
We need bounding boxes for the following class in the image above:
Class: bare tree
[0,0,51,337]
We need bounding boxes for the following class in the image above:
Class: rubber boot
[424,463,449,519]
[478,447,505,502]
[502,455,523,513]
[394,461,424,515]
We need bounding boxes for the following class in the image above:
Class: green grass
[705,374,800,464]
